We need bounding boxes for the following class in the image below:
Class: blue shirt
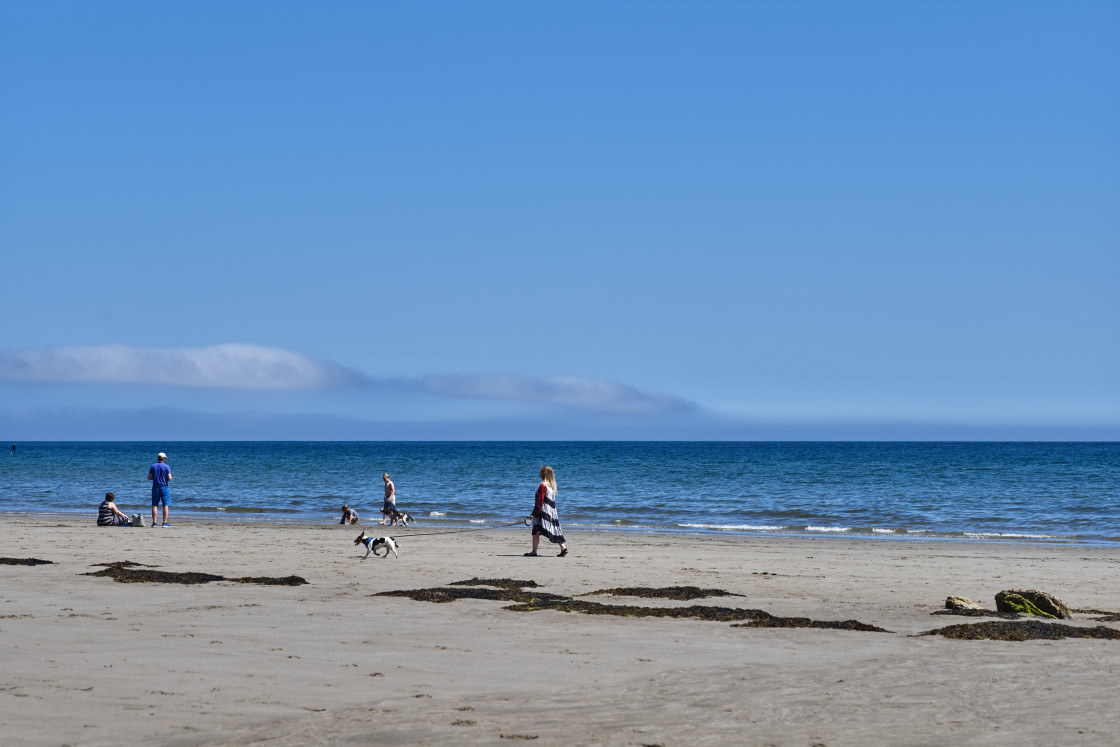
[149,462,171,486]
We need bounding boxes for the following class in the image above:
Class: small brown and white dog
[354,532,399,559]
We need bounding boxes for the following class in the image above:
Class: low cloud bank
[0,344,692,414]
[412,373,693,414]
[0,344,365,390]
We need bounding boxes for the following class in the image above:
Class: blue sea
[2,442,1119,546]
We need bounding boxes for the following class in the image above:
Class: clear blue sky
[2,1,1117,440]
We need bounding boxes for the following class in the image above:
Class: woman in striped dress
[526,465,568,557]
[97,492,130,526]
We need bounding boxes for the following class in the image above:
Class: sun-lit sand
[3,516,1119,746]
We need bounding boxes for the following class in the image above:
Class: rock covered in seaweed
[994,589,1072,619]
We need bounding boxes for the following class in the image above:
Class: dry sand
[3,517,1120,746]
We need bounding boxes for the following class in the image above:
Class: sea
[2,441,1119,546]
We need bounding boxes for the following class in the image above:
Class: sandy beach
[3,517,1119,746]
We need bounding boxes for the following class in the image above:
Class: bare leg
[151,505,157,526]
[531,533,540,553]
[163,505,169,525]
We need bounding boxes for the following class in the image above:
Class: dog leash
[374,517,530,538]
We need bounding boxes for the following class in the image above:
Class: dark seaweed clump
[1072,609,1120,623]
[579,586,742,600]
[920,620,1120,641]
[510,598,888,631]
[227,576,309,586]
[450,578,539,590]
[86,566,226,584]
[377,586,566,605]
[935,607,1120,623]
[733,617,889,632]
[931,608,1021,619]
[376,579,889,632]
[0,557,53,566]
[85,561,307,586]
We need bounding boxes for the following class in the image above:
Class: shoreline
[3,517,1120,745]
[7,510,1116,549]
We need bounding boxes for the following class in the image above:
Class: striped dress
[531,482,565,544]
[97,501,128,526]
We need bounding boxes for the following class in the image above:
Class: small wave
[196,505,299,514]
[429,511,447,516]
[468,519,487,524]
[963,531,1054,540]
[806,525,851,533]
[678,523,786,532]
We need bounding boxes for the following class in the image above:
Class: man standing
[148,452,172,527]
[378,472,395,525]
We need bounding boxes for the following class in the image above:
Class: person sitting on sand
[97,492,131,527]
[339,504,359,525]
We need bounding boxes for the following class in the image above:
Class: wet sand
[3,516,1119,746]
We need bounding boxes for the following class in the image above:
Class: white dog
[354,532,399,559]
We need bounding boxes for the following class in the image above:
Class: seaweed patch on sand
[1072,609,1120,623]
[919,620,1120,641]
[227,576,309,586]
[732,617,888,632]
[931,608,1021,619]
[1,557,54,566]
[450,578,539,590]
[578,586,742,600]
[85,561,307,586]
[376,579,889,631]
[377,586,567,605]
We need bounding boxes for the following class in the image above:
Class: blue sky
[1,1,1117,440]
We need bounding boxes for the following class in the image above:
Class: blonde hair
[539,465,557,493]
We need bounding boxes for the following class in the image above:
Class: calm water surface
[2,442,1118,546]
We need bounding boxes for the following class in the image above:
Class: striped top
[97,500,120,526]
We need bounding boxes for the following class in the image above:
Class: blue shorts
[151,485,171,506]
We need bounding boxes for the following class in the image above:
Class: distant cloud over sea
[411,373,694,414]
[0,344,692,414]
[0,344,365,390]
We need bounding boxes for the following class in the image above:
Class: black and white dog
[354,531,399,559]
[386,508,414,527]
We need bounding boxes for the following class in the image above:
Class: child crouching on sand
[340,504,359,525]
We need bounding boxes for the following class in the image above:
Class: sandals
[558,548,568,557]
